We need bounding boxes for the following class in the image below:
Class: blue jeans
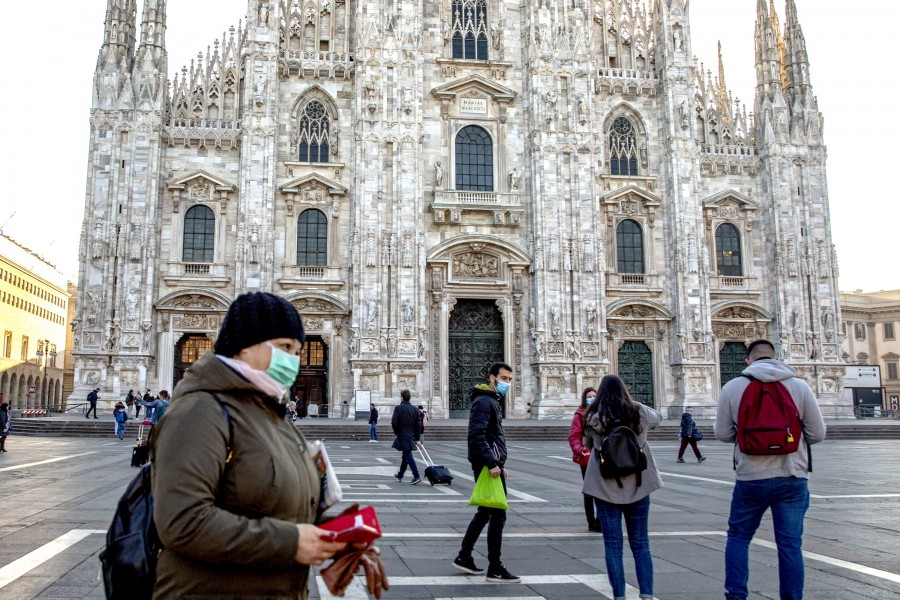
[594,496,653,599]
[115,422,126,439]
[398,450,419,478]
[725,477,809,600]
[369,423,377,440]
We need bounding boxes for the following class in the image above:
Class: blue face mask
[265,342,301,388]
[494,380,511,396]
[586,395,596,405]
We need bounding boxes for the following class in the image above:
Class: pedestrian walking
[715,339,826,600]
[142,389,155,421]
[368,402,379,442]
[391,390,422,483]
[417,405,428,442]
[148,292,387,598]
[113,402,128,439]
[582,375,662,600]
[286,400,297,422]
[0,402,10,452]
[677,406,706,463]
[139,390,170,425]
[452,362,520,583]
[569,387,601,532]
[85,388,99,419]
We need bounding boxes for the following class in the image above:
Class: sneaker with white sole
[394,472,403,482]
[486,564,520,583]
[410,476,422,485]
[452,556,484,575]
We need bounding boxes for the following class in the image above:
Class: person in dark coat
[452,362,519,583]
[677,406,706,463]
[0,402,10,452]
[391,389,422,483]
[85,388,99,418]
[368,403,379,442]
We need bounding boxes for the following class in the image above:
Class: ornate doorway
[617,341,654,407]
[294,336,328,417]
[719,342,748,387]
[448,299,504,418]
[174,335,213,388]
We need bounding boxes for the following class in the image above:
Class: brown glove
[320,546,389,599]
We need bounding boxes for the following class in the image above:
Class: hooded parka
[149,351,322,599]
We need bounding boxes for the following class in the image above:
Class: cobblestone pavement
[1,434,899,599]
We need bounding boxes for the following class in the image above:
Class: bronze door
[174,335,213,388]
[719,342,748,387]
[617,341,654,407]
[293,337,327,416]
[448,299,505,419]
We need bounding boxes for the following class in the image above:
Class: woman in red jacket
[569,387,600,532]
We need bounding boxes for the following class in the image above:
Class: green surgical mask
[265,342,300,388]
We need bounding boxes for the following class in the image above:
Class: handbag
[468,466,508,510]
[693,429,703,441]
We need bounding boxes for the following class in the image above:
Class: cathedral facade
[72,0,849,418]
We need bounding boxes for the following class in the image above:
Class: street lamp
[35,341,58,411]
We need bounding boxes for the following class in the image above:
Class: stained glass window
[609,117,638,176]
[298,101,330,163]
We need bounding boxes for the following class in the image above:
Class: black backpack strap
[208,393,235,464]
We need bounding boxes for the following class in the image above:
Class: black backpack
[597,419,648,488]
[99,394,233,600]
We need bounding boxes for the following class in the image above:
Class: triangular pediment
[280,173,347,196]
[702,189,757,211]
[167,169,235,192]
[600,185,661,207]
[882,352,900,360]
[431,75,517,103]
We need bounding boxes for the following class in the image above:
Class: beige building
[0,234,70,411]
[841,290,900,410]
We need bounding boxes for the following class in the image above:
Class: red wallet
[319,506,382,544]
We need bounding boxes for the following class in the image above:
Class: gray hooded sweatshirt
[715,358,826,481]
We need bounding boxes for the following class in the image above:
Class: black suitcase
[131,442,150,467]
[418,446,453,486]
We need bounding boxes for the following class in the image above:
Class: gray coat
[581,403,663,505]
[715,358,826,481]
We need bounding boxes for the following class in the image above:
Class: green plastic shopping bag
[468,466,509,510]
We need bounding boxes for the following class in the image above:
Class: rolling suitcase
[417,445,453,486]
[131,421,150,467]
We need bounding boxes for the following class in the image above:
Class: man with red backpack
[715,339,826,600]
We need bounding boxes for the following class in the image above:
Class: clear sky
[0,0,894,292]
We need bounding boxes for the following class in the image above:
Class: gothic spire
[138,0,167,51]
[783,0,811,95]
[133,0,168,110]
[94,0,137,109]
[754,0,785,99]
[101,0,137,56]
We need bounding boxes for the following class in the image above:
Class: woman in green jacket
[150,292,349,599]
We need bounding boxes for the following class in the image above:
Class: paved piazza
[1,434,899,599]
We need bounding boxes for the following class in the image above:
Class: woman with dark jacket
[582,375,662,600]
[0,402,10,452]
[149,292,385,599]
[677,406,706,463]
[568,387,600,532]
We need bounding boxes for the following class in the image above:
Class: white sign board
[843,365,881,388]
[354,390,371,413]
[460,98,488,114]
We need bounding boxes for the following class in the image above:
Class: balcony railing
[700,144,756,157]
[431,189,524,226]
[597,67,657,81]
[709,276,756,292]
[295,266,325,279]
[278,265,345,289]
[620,274,645,285]
[184,263,211,275]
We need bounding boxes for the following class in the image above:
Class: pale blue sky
[0,0,893,292]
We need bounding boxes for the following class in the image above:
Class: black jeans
[459,470,508,568]
[85,403,97,418]
[579,464,596,523]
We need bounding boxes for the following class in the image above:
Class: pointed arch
[601,103,648,137]
[290,85,339,119]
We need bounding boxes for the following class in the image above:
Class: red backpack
[736,375,802,455]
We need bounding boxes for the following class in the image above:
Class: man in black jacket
[452,362,519,583]
[391,389,422,484]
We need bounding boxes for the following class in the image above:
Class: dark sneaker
[588,519,602,533]
[676,458,685,463]
[394,472,403,482]
[452,556,484,575]
[410,476,423,485]
[486,564,521,583]
[698,456,707,463]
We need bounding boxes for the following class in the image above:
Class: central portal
[448,299,505,419]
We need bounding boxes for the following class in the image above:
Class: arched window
[451,0,489,60]
[715,223,742,277]
[182,205,215,263]
[298,101,330,163]
[616,219,644,274]
[609,117,639,176]
[297,209,327,266]
[455,125,493,191]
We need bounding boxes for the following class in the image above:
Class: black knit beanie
[214,292,305,357]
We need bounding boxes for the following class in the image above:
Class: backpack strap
[208,392,235,464]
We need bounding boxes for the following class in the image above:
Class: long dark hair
[583,375,642,434]
[0,402,8,412]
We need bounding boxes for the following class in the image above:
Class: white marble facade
[71,0,849,418]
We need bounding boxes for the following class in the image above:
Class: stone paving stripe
[449,471,547,503]
[375,458,390,464]
[752,539,900,584]
[363,574,655,599]
[380,531,723,538]
[0,452,99,473]
[433,596,546,600]
[314,575,370,599]
[0,529,105,589]
[661,471,900,500]
[658,471,734,486]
